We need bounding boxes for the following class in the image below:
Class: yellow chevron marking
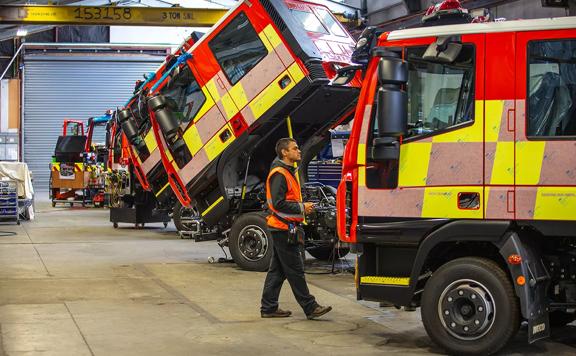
[357,143,366,165]
[182,125,203,155]
[432,100,483,143]
[485,100,504,143]
[229,82,248,109]
[258,31,274,53]
[484,187,490,217]
[144,131,157,152]
[287,62,305,84]
[204,124,235,161]
[516,141,545,185]
[490,141,514,185]
[249,67,299,120]
[263,24,283,49]
[422,186,483,219]
[534,187,576,220]
[165,149,173,163]
[358,166,366,187]
[194,86,215,123]
[360,276,410,286]
[220,92,239,119]
[398,142,431,187]
[201,196,224,217]
[206,79,221,103]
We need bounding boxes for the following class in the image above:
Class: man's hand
[304,202,315,215]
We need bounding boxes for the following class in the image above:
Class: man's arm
[269,173,304,215]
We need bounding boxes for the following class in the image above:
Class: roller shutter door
[23,55,163,191]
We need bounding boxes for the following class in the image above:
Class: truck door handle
[278,75,291,89]
[458,192,480,210]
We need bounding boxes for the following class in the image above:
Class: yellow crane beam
[0,5,229,27]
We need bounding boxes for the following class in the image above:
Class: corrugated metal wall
[23,55,163,191]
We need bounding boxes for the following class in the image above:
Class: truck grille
[260,0,287,32]
[305,60,327,81]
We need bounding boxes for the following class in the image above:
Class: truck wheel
[173,200,200,232]
[229,213,273,272]
[307,244,349,261]
[549,311,576,327]
[421,257,520,355]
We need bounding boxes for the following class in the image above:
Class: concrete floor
[0,198,575,355]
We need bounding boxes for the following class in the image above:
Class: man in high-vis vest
[260,138,332,320]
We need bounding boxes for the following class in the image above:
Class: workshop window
[209,12,268,85]
[527,39,576,137]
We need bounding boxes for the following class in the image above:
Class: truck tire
[173,200,200,232]
[421,257,520,355]
[229,213,273,272]
[307,244,349,261]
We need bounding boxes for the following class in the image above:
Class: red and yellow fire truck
[117,33,201,214]
[105,112,131,208]
[145,0,359,270]
[337,1,576,354]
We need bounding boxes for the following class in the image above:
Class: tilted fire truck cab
[337,7,576,355]
[117,33,202,212]
[147,0,359,270]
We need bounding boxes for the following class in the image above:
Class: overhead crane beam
[0,5,229,27]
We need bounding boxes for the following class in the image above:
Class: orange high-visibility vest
[266,166,304,230]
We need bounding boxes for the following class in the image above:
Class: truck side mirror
[371,55,408,162]
[332,65,363,86]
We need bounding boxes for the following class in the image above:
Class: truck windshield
[405,45,475,139]
[315,8,347,37]
[290,9,329,34]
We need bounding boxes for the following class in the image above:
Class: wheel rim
[237,224,269,262]
[438,279,496,341]
[178,205,201,231]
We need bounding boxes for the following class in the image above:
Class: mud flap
[498,231,550,343]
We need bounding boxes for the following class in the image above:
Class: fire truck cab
[337,2,576,354]
[147,0,359,270]
[118,33,202,210]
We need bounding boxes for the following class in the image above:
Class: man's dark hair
[275,138,296,159]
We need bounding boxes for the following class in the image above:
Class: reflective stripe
[360,276,410,286]
[266,199,303,219]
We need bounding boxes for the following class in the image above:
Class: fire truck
[50,112,111,207]
[117,33,202,227]
[145,0,359,270]
[336,0,576,354]
[105,112,131,208]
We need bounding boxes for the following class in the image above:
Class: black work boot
[261,308,292,318]
[306,305,332,320]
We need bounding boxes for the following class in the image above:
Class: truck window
[527,39,576,137]
[209,12,268,85]
[404,45,475,139]
[315,8,347,37]
[290,8,329,34]
[162,65,206,127]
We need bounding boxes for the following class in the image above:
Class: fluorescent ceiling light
[16,27,28,37]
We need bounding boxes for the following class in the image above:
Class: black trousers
[261,230,318,315]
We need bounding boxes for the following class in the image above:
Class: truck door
[515,30,576,221]
[360,34,485,224]
[206,5,292,128]
[484,32,515,220]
